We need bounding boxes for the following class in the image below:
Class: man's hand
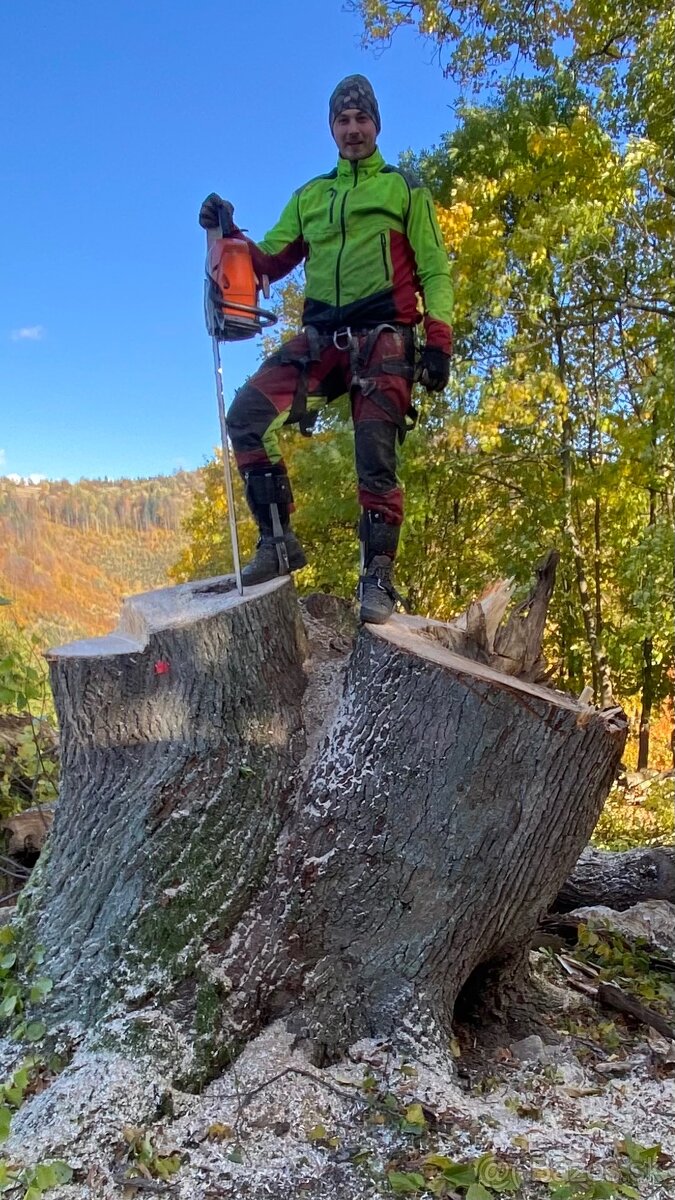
[199,193,235,234]
[419,346,451,393]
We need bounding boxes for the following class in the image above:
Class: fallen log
[553,845,675,912]
[16,560,627,1082]
[1,805,54,857]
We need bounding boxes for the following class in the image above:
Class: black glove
[199,193,235,235]
[418,345,451,392]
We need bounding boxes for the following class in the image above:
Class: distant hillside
[0,472,202,647]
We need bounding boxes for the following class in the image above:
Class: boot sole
[359,602,394,625]
[242,552,307,588]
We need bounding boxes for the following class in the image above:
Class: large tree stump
[18,566,627,1082]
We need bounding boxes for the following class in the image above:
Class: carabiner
[332,326,353,351]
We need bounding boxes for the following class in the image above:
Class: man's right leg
[227,334,342,585]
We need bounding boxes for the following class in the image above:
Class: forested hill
[0,472,202,646]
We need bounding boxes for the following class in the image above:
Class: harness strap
[358,562,410,613]
[281,323,419,442]
[280,326,324,436]
[347,324,419,445]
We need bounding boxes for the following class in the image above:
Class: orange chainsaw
[204,202,277,592]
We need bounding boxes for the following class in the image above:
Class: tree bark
[553,844,675,912]
[18,569,627,1082]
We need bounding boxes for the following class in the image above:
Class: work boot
[360,554,399,624]
[240,468,307,586]
[241,530,307,587]
[358,510,402,624]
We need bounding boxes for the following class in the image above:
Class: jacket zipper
[426,199,441,247]
[328,187,337,223]
[380,231,390,281]
[335,162,360,309]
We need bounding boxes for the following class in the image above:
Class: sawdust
[5,923,675,1199]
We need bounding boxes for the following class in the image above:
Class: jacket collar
[336,147,384,179]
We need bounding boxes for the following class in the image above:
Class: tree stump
[18,562,627,1082]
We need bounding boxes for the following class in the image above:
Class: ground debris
[3,911,675,1199]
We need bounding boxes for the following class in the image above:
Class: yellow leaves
[477,369,569,447]
[206,1122,234,1140]
[528,130,547,158]
[403,1102,427,1129]
[307,1122,340,1148]
[435,201,473,250]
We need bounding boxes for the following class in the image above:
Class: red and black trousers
[227,324,417,527]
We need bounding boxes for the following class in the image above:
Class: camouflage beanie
[329,74,381,133]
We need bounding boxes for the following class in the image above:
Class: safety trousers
[226,324,417,526]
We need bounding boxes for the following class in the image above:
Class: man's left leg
[351,329,414,624]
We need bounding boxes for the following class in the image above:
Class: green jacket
[244,148,453,354]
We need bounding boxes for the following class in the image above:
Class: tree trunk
[18,566,627,1083]
[637,636,654,770]
[553,844,675,912]
[638,467,658,770]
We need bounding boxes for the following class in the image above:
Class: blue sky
[1,1,460,482]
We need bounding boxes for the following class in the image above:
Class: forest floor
[3,902,675,1200]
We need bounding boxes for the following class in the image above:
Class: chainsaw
[204,203,277,593]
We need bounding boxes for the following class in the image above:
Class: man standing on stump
[199,74,454,624]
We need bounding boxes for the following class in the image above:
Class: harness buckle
[332,326,353,351]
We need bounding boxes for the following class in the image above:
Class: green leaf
[0,1106,11,1140]
[29,978,54,1004]
[25,1020,47,1042]
[476,1155,522,1192]
[388,1171,426,1194]
[443,1163,478,1187]
[33,1163,59,1189]
[467,1186,493,1200]
[429,1179,449,1197]
[0,953,17,970]
[0,995,18,1018]
[47,1161,73,1185]
[425,1155,455,1171]
[619,1136,661,1165]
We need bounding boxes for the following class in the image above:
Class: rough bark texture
[554,845,675,912]
[17,572,628,1081]
[21,577,307,1073]
[276,619,625,1061]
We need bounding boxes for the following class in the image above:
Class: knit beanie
[329,74,381,133]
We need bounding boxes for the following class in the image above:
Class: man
[199,74,453,624]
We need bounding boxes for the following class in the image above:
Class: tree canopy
[174,1,673,767]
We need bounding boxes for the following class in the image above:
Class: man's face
[332,108,378,160]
